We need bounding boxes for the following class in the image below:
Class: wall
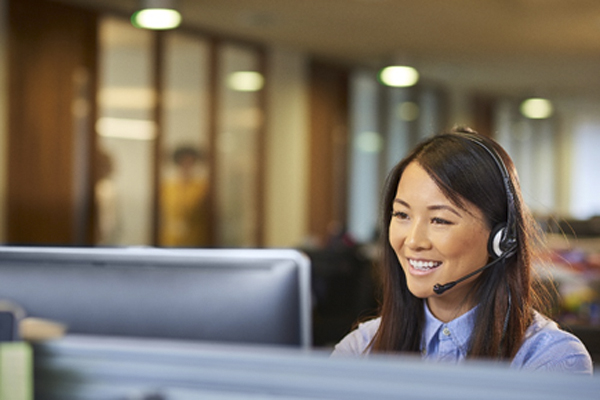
[560,99,600,219]
[6,0,97,245]
[264,47,309,247]
[0,0,7,242]
[554,98,600,219]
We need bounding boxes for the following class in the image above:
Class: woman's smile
[407,258,442,274]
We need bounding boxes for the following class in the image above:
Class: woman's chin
[407,283,435,299]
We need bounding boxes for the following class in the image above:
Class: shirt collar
[423,301,478,353]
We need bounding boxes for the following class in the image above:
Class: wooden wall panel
[308,61,349,245]
[7,0,97,244]
[472,94,495,138]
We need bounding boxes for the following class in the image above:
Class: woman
[332,127,592,374]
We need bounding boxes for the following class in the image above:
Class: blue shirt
[331,303,593,375]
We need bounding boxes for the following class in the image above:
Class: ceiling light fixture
[520,97,554,119]
[227,71,265,92]
[131,0,182,30]
[379,65,419,87]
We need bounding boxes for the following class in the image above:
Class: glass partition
[158,32,211,247]
[96,17,155,245]
[95,18,266,248]
[215,44,263,247]
[347,71,382,243]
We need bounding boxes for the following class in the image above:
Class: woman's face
[388,162,491,309]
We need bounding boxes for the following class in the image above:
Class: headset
[432,132,518,295]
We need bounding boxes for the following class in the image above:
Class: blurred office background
[1,0,600,347]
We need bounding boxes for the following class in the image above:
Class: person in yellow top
[160,145,210,247]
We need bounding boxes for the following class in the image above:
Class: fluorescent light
[379,66,419,87]
[96,117,157,141]
[131,0,181,30]
[227,71,264,92]
[520,98,553,119]
[98,87,156,110]
[132,9,181,30]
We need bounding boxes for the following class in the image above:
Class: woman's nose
[405,222,432,251]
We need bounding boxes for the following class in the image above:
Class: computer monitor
[33,335,600,399]
[0,246,312,348]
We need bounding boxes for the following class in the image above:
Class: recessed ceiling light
[227,71,264,92]
[131,0,181,30]
[520,98,553,119]
[379,66,419,87]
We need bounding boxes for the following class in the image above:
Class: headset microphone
[432,252,512,295]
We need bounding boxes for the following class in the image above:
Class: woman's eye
[391,211,408,219]
[432,217,452,225]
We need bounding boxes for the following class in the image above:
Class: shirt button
[442,327,451,336]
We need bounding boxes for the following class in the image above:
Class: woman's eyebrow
[393,199,462,218]
[428,204,462,217]
[393,199,409,208]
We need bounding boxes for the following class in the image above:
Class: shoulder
[330,318,381,357]
[511,311,593,374]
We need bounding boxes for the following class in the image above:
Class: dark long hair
[370,127,548,359]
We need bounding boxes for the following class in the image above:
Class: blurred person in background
[160,145,210,247]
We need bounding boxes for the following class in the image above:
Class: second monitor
[0,246,312,348]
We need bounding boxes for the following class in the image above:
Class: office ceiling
[57,0,600,98]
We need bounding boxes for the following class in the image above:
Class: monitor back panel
[0,247,312,347]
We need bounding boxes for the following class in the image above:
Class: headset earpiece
[488,224,507,259]
[455,132,518,261]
